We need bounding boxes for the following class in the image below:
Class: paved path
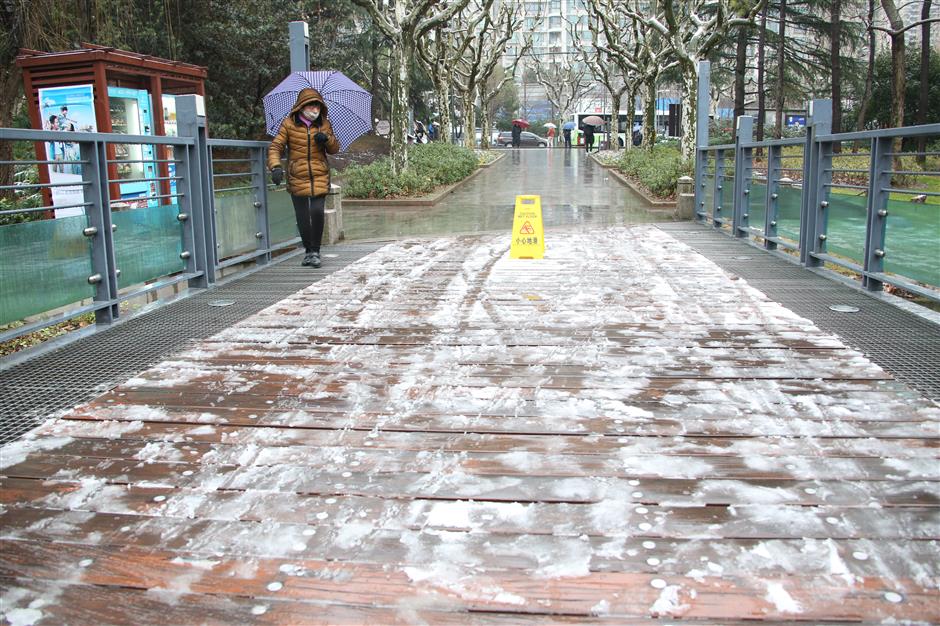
[343,148,668,240]
[2,225,937,624]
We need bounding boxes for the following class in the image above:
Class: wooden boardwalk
[2,225,938,625]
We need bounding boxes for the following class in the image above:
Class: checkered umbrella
[263,70,372,151]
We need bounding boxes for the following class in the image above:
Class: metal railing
[694,87,940,302]
[0,95,300,343]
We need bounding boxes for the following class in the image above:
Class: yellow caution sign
[510,195,545,259]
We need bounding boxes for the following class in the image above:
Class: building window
[550,0,561,13]
[549,16,562,29]
[549,31,560,44]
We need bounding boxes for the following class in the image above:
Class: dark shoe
[308,252,321,268]
[301,253,313,266]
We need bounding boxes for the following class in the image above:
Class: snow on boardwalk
[2,225,938,624]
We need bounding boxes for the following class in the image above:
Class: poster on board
[38,84,97,218]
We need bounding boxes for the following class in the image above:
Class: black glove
[314,132,328,146]
[270,166,283,185]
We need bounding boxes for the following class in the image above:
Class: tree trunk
[436,73,452,147]
[679,65,698,161]
[370,32,382,123]
[775,0,787,138]
[479,87,491,150]
[855,0,876,141]
[881,0,905,155]
[625,85,638,151]
[608,92,622,152]
[461,91,476,150]
[756,8,767,142]
[917,0,932,164]
[389,37,414,176]
[734,26,748,126]
[642,77,657,151]
[830,0,842,151]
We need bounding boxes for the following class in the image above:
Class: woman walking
[268,88,339,268]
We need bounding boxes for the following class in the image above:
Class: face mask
[302,108,320,121]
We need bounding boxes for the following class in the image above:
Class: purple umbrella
[263,70,372,151]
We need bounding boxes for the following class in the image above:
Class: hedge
[342,143,479,199]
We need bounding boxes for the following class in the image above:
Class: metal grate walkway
[0,243,385,444]
[658,222,940,401]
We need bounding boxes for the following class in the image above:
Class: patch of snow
[764,581,803,614]
[650,584,689,616]
[0,436,73,470]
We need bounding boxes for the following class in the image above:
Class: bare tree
[589,0,676,151]
[478,32,529,149]
[416,20,481,146]
[532,55,594,127]
[625,0,766,160]
[582,7,630,152]
[451,0,521,149]
[350,0,472,175]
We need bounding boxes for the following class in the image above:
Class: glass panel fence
[112,202,185,288]
[0,214,94,325]
[214,189,257,259]
[268,186,298,245]
[776,183,803,243]
[749,180,766,232]
[884,198,940,288]
[823,191,868,266]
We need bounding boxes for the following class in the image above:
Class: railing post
[732,116,754,238]
[289,22,310,72]
[764,144,781,250]
[713,148,725,228]
[799,99,831,266]
[862,135,891,291]
[177,95,216,288]
[80,138,119,325]
[252,146,271,265]
[693,60,710,224]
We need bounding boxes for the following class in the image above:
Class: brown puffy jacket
[267,88,340,197]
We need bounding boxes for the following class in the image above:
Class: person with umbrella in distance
[511,121,522,148]
[268,88,340,268]
[562,121,574,148]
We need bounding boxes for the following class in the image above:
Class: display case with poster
[37,84,97,218]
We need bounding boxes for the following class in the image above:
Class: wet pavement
[342,147,671,240]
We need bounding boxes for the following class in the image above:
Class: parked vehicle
[495,131,548,147]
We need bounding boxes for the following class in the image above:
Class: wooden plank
[54,408,940,439]
[18,428,940,459]
[2,486,937,541]
[1,577,609,625]
[5,444,939,486]
[5,438,937,482]
[2,540,938,622]
[2,509,938,582]
[31,420,940,456]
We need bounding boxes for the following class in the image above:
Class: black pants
[291,194,326,254]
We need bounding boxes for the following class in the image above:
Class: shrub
[342,143,478,198]
[617,144,693,198]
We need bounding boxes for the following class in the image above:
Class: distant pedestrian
[267,88,340,269]
[583,124,595,153]
[547,125,556,146]
[511,122,522,148]
[414,120,427,144]
[563,126,571,148]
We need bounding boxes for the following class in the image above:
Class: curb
[591,154,676,208]
[343,152,506,208]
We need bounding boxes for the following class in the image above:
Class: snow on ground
[2,225,937,621]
